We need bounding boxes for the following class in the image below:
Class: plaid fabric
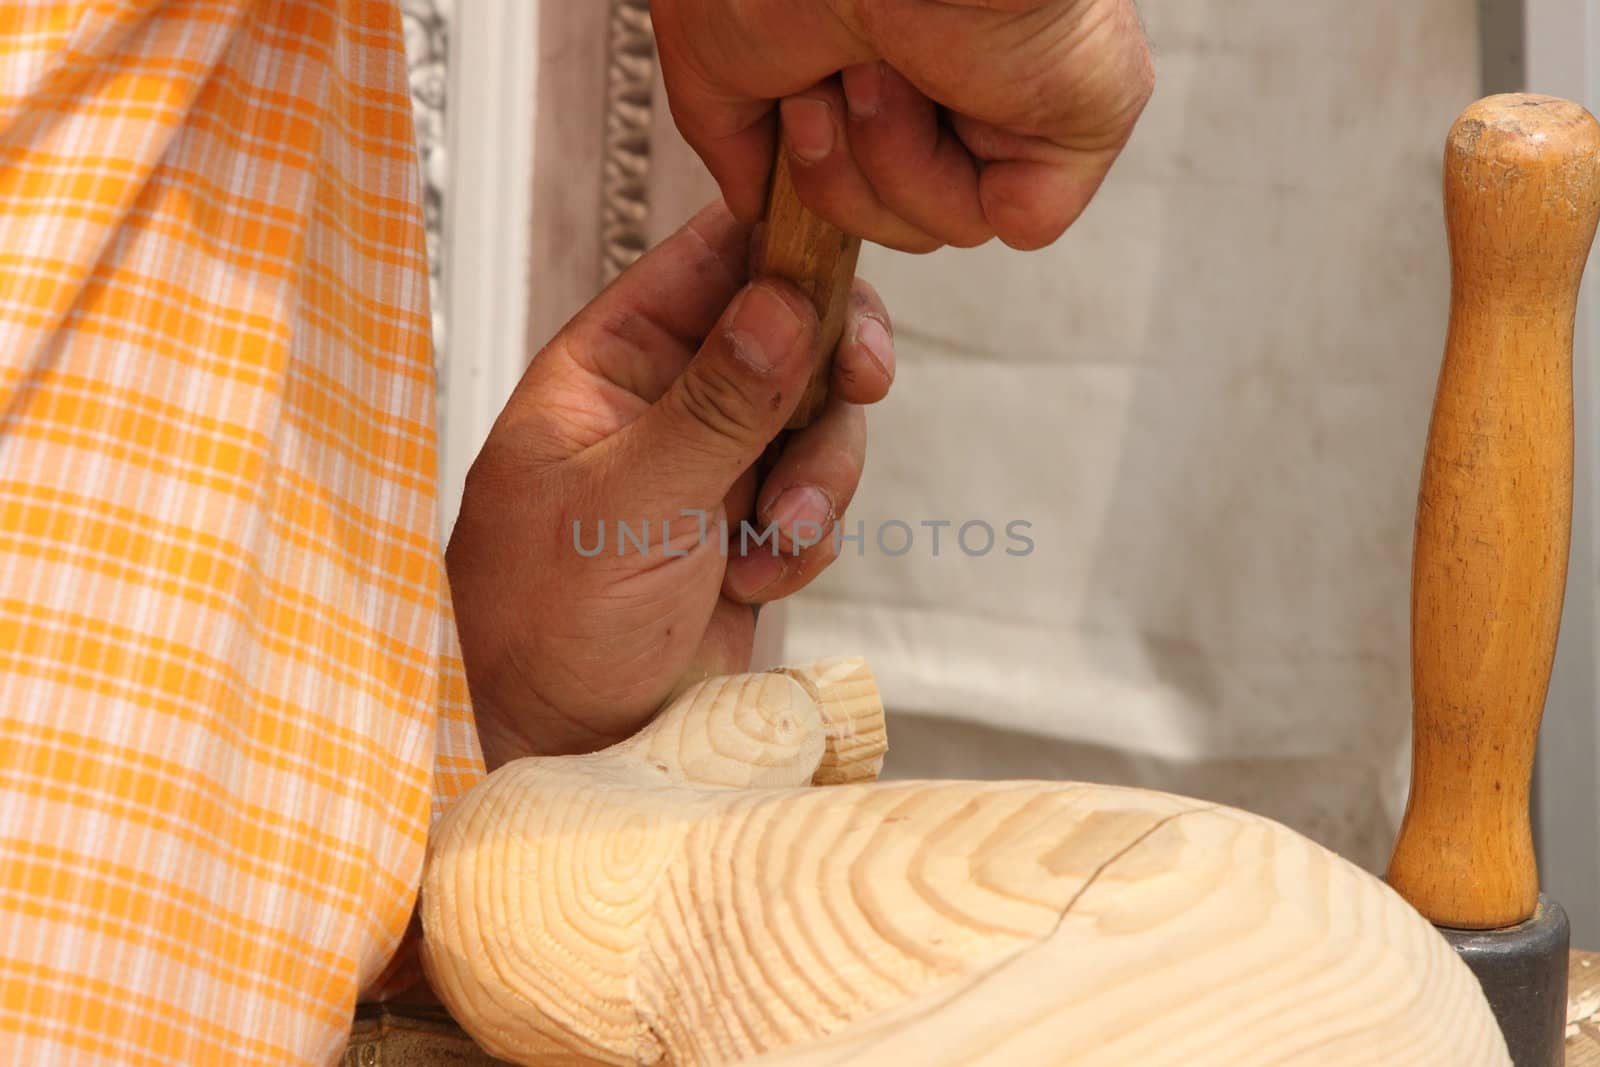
[0,1,484,1062]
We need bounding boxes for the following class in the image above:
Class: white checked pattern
[0,2,484,1062]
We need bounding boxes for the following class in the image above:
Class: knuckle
[673,364,762,444]
[948,227,996,249]
[932,214,994,248]
[886,231,943,254]
[1133,45,1156,103]
[1093,1,1158,126]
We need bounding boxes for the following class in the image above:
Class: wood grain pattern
[756,153,862,429]
[777,657,887,785]
[422,659,1507,1065]
[1386,95,1600,929]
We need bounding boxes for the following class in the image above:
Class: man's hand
[651,0,1154,253]
[447,203,894,767]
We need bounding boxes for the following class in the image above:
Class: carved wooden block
[419,658,1507,1066]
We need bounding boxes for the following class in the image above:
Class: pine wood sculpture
[420,657,1506,1066]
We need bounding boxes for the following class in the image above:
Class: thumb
[610,279,818,515]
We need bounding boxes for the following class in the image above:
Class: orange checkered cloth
[0,1,485,1062]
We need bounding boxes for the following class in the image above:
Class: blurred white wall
[1526,0,1600,949]
[782,0,1481,872]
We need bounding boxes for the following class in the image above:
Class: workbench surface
[345,950,1600,1065]
[1571,950,1600,1064]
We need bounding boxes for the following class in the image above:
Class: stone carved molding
[600,0,658,282]
[400,0,449,369]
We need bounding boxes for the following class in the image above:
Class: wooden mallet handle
[1387,95,1600,930]
[756,151,863,429]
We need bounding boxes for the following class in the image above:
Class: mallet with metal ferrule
[1387,94,1600,1066]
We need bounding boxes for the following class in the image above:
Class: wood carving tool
[756,148,863,429]
[1386,93,1600,1066]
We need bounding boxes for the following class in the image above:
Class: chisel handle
[1387,95,1600,929]
[756,151,863,429]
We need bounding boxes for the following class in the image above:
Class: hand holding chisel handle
[756,151,864,429]
[1387,95,1600,929]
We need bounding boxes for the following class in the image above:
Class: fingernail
[779,96,834,164]
[727,283,805,374]
[728,551,786,600]
[856,316,895,381]
[769,485,834,539]
[842,62,883,119]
